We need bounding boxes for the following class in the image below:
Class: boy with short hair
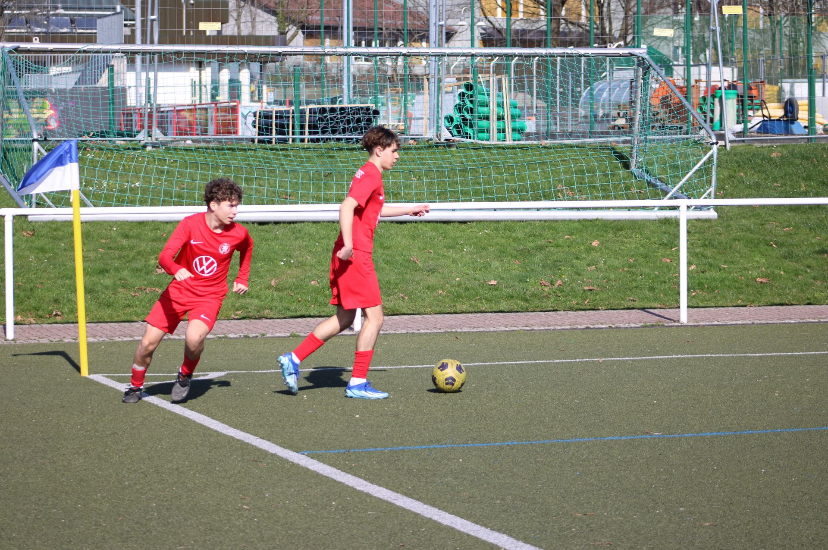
[278,127,428,399]
[122,178,254,403]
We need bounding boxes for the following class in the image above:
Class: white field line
[88,374,543,550]
[97,350,828,378]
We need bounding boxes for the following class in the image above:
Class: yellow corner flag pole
[72,189,89,376]
[16,140,88,375]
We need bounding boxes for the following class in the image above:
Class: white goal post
[1,43,718,220]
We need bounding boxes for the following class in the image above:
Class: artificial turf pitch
[1,323,827,549]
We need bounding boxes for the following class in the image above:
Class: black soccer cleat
[171,373,192,403]
[122,386,143,403]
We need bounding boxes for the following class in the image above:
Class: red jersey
[335,161,385,253]
[158,212,253,301]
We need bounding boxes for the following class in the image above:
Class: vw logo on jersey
[193,255,218,276]
[219,243,230,255]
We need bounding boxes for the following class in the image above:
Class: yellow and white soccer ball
[431,359,467,392]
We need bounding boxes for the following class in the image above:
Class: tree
[475,0,575,47]
[474,0,683,48]
[227,0,321,44]
[470,0,823,51]
[0,0,28,42]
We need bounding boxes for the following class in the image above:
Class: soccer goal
[1,44,717,220]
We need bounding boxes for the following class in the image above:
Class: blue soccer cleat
[278,353,300,395]
[345,380,389,400]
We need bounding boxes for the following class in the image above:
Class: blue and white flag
[17,140,80,195]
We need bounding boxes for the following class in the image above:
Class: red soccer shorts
[145,286,223,334]
[329,246,382,310]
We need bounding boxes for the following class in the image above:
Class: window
[74,17,98,32]
[8,16,27,31]
[49,16,72,32]
[29,16,48,32]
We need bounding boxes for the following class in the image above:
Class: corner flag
[16,139,89,376]
[17,140,80,195]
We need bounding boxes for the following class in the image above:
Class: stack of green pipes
[444,81,527,141]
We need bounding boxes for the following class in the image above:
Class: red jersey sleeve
[158,218,190,275]
[233,230,254,286]
[347,163,381,207]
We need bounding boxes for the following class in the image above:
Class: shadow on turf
[608,145,632,170]
[639,309,677,322]
[285,366,348,394]
[273,366,396,395]
[13,350,81,373]
[144,378,230,402]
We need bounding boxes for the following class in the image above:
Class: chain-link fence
[2,1,827,138]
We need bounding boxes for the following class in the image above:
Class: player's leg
[343,251,387,399]
[294,306,357,362]
[169,319,210,403]
[278,246,356,395]
[171,302,218,403]
[315,306,358,341]
[355,304,383,352]
[123,323,167,403]
[183,319,210,362]
[124,290,185,403]
[278,306,357,395]
[345,304,388,400]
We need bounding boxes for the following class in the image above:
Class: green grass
[1,142,827,324]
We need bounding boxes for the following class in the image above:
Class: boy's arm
[337,196,359,260]
[158,220,192,280]
[381,204,430,218]
[232,231,254,295]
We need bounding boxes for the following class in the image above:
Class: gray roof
[18,0,135,20]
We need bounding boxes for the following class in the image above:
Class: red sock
[293,333,324,362]
[130,364,147,388]
[352,350,374,379]
[180,355,200,377]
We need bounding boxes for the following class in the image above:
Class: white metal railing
[3,43,648,57]
[4,197,828,340]
[5,202,720,222]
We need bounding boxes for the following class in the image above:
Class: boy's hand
[232,281,248,295]
[336,245,354,261]
[174,268,194,281]
[410,204,429,217]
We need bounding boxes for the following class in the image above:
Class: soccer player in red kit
[122,178,254,403]
[278,127,429,399]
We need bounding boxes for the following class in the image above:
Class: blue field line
[300,426,828,455]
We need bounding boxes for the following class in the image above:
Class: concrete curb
[3,305,827,344]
